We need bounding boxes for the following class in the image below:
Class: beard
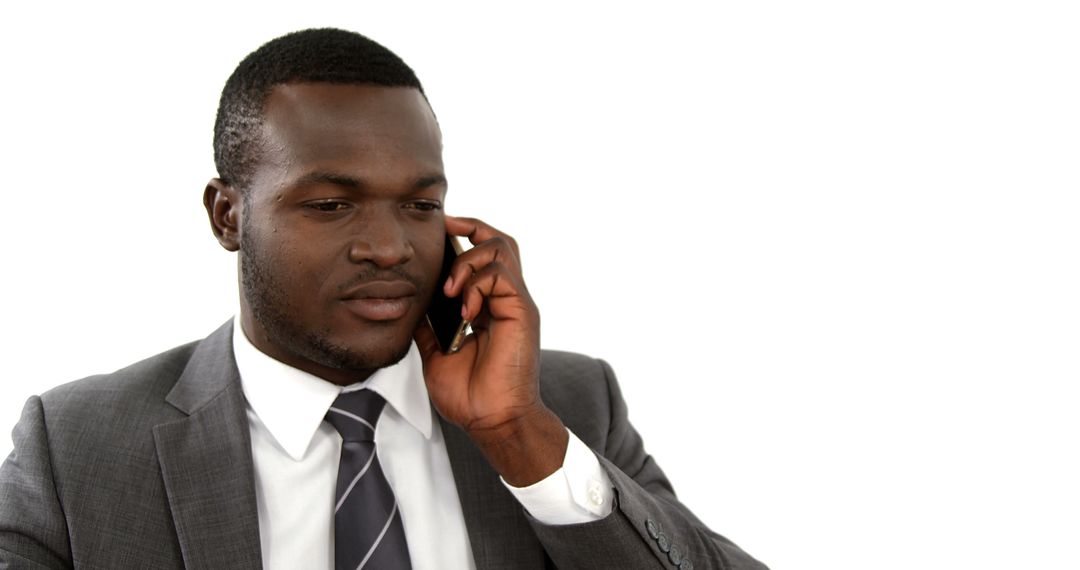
[239,225,414,376]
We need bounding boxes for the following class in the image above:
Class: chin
[303,322,417,374]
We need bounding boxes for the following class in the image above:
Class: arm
[0,397,73,569]
[414,216,766,568]
[528,358,767,570]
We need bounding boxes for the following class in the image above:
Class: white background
[1,2,1077,568]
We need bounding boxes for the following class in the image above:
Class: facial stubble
[239,212,414,377]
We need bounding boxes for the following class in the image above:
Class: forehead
[258,83,442,170]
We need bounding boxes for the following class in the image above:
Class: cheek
[419,233,447,280]
[255,226,340,299]
[287,239,345,297]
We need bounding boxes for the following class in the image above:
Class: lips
[340,280,419,321]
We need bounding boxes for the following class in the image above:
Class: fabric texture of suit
[0,321,766,569]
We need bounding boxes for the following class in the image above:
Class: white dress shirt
[232,317,613,570]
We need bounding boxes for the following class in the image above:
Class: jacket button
[656,532,671,553]
[645,518,660,539]
[668,545,683,565]
[679,560,694,570]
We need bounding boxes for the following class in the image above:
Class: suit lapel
[149,320,549,569]
[153,321,263,569]
[440,416,547,570]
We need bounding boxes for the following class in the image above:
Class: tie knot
[325,389,386,442]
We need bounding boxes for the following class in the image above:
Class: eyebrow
[413,174,448,190]
[294,171,448,191]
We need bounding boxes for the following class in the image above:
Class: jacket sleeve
[0,397,73,569]
[527,359,768,570]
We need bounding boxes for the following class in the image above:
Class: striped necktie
[325,389,412,570]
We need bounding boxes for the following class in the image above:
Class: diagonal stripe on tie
[335,451,376,513]
[357,502,399,570]
[328,407,376,432]
[325,390,412,570]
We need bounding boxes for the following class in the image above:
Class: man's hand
[413,216,568,486]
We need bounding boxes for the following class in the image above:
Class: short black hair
[213,28,424,190]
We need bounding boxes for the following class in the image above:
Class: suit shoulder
[539,349,616,399]
[539,349,620,446]
[39,340,200,417]
[539,349,612,385]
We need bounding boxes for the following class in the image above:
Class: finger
[444,237,522,297]
[470,309,491,333]
[445,215,521,258]
[458,261,533,322]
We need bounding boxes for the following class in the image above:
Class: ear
[203,178,242,252]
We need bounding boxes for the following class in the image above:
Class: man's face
[237,83,446,385]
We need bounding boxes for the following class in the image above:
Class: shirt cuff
[501,428,614,525]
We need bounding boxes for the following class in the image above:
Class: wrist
[467,406,569,487]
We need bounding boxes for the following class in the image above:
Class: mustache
[336,266,424,295]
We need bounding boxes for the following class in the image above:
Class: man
[0,29,766,569]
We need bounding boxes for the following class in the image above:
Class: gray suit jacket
[0,321,766,569]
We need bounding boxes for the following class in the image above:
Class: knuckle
[481,236,509,252]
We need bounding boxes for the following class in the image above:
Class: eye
[403,200,443,212]
[305,200,351,212]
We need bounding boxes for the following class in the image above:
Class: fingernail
[444,275,454,292]
[461,305,468,319]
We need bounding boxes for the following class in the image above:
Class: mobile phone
[425,234,470,353]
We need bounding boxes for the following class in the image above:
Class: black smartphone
[425,234,470,353]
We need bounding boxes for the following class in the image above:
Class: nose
[346,213,414,268]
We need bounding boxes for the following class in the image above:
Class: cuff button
[668,545,683,565]
[645,518,660,539]
[656,532,671,553]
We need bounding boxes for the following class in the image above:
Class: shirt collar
[231,316,434,460]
